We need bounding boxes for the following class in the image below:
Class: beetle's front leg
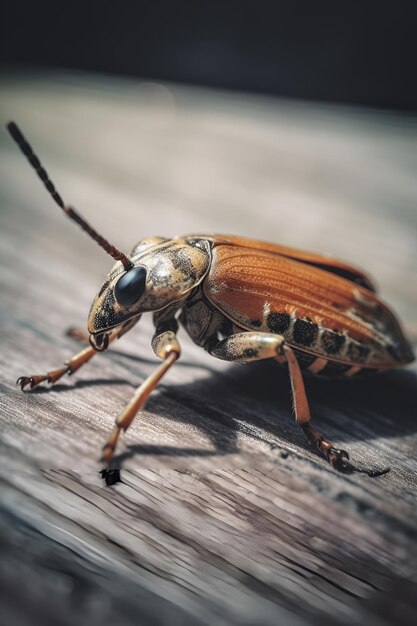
[17,318,141,390]
[101,318,181,464]
[207,331,353,472]
[17,327,121,390]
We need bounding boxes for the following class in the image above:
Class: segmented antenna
[6,121,133,270]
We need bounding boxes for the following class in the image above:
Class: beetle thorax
[134,239,210,311]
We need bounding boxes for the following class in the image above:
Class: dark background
[1,0,416,111]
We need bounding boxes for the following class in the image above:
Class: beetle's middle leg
[207,331,349,471]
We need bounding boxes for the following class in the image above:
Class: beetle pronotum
[7,122,414,477]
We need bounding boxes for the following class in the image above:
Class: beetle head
[88,237,210,348]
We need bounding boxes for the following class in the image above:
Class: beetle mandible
[7,122,414,476]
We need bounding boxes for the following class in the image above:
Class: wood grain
[0,70,416,625]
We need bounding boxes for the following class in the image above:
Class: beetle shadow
[109,359,417,468]
[28,378,136,393]
[63,331,216,373]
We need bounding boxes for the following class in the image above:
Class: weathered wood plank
[0,70,416,625]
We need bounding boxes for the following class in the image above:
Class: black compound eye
[114,266,147,306]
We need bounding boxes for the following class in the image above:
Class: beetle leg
[300,423,350,470]
[206,331,351,471]
[17,347,95,390]
[18,318,142,390]
[282,344,350,471]
[207,331,285,362]
[101,323,180,464]
[17,327,122,390]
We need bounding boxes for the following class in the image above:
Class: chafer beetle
[7,122,414,476]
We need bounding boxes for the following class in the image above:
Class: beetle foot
[300,425,389,477]
[17,374,48,390]
[16,365,69,390]
[302,423,351,473]
[323,444,390,476]
[17,376,34,390]
[324,446,350,471]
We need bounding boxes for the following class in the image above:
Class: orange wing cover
[203,237,413,369]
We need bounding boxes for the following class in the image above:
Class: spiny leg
[17,328,120,390]
[102,323,180,464]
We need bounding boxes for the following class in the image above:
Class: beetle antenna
[6,121,133,270]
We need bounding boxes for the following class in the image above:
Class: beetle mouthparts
[89,332,109,352]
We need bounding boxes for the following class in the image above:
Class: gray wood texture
[1,70,416,626]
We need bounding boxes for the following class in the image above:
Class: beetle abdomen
[203,244,413,371]
[289,348,380,378]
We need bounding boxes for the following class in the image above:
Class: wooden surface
[0,70,417,625]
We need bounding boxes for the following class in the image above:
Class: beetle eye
[114,266,147,306]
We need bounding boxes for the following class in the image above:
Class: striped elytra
[201,235,413,375]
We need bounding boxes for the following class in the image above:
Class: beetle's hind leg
[282,346,389,476]
[207,331,362,473]
[282,345,350,471]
